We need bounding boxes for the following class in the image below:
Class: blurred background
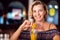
[0,0,60,40]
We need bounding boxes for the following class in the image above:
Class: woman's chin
[36,19,42,22]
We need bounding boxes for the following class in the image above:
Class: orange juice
[30,23,37,40]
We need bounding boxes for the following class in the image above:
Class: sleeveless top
[19,29,60,40]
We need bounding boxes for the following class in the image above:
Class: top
[19,29,60,40]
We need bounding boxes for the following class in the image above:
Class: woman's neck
[35,19,45,24]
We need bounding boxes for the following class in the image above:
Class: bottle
[30,23,37,40]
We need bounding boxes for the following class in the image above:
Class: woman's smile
[33,4,45,22]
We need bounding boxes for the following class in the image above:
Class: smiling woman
[10,1,60,40]
[32,4,46,22]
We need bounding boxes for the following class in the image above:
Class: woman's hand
[19,20,32,31]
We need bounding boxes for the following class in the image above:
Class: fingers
[23,20,31,25]
[21,20,32,30]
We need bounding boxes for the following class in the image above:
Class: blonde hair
[29,1,48,19]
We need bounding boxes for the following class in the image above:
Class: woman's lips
[36,16,41,18]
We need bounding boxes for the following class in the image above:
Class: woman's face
[32,4,46,22]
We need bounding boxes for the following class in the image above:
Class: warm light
[49,8,55,16]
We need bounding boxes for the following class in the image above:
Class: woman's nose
[37,11,40,16]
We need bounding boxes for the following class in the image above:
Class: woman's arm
[10,25,23,40]
[10,20,31,40]
[53,35,60,40]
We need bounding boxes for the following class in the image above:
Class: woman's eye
[33,10,36,13]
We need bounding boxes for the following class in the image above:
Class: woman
[10,1,60,40]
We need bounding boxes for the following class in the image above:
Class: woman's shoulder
[50,23,57,29]
[45,22,57,30]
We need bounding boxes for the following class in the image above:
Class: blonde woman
[10,1,60,40]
